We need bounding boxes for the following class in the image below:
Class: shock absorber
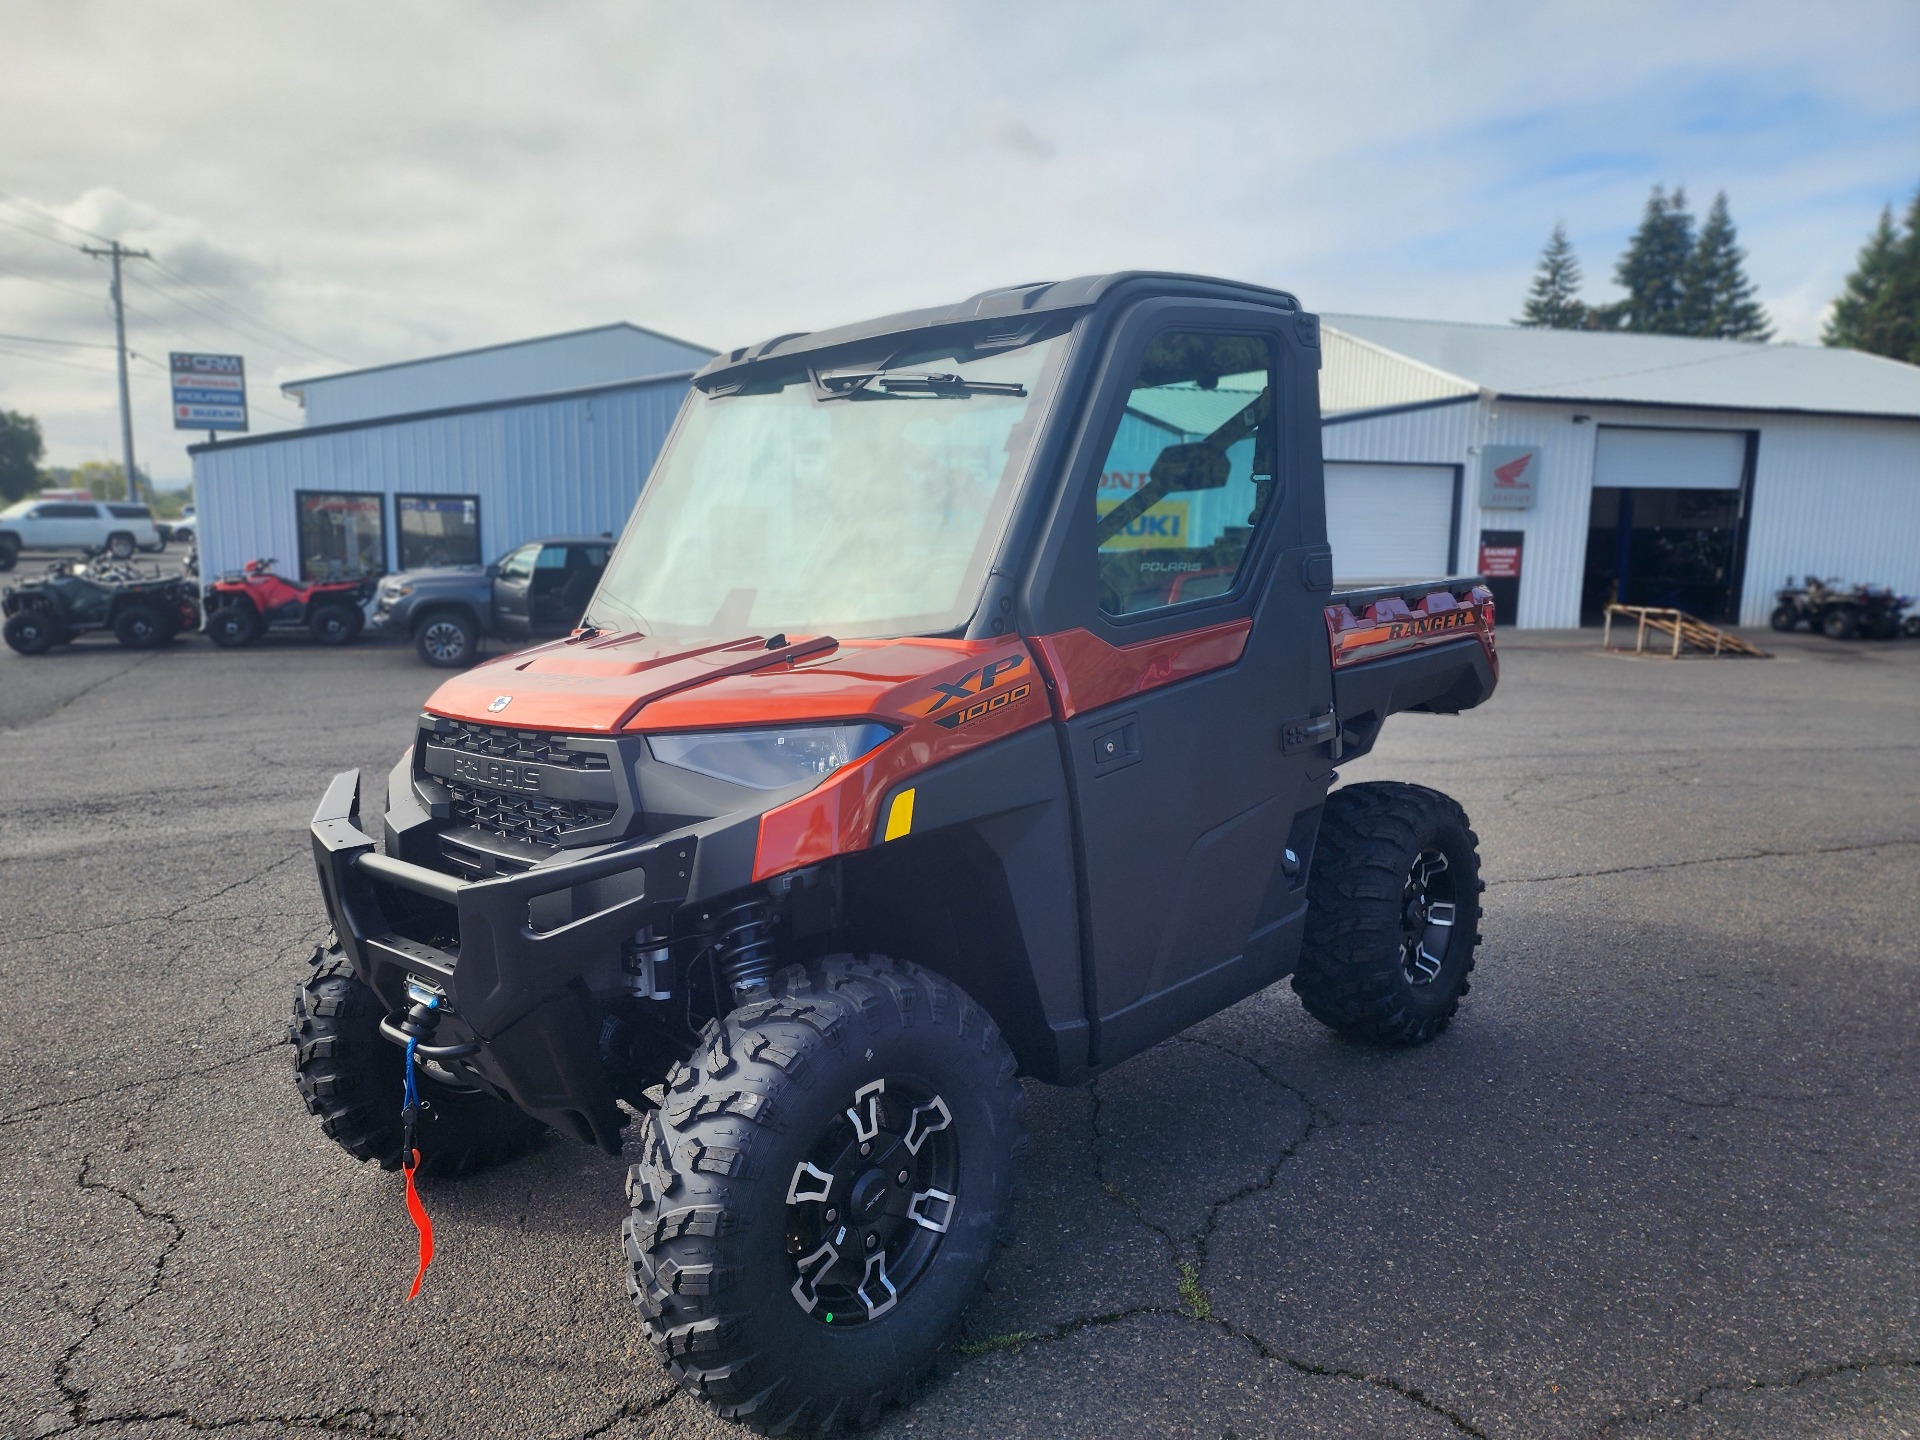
[715,894,779,1002]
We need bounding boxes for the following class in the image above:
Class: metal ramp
[1602,604,1770,659]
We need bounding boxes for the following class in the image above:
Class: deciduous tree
[0,410,44,504]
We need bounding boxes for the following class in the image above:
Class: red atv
[205,558,374,648]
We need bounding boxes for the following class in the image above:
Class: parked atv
[205,558,374,648]
[1770,576,1907,640]
[3,555,199,655]
[292,273,1501,1434]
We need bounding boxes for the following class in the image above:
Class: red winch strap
[402,1149,434,1300]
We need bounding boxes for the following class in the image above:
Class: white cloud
[2,0,1915,481]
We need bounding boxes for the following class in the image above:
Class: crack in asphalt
[1488,836,1919,887]
[1585,1354,1920,1437]
[0,651,160,736]
[0,1041,283,1128]
[5,850,305,947]
[570,1388,680,1439]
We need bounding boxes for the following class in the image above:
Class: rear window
[40,503,100,518]
[108,504,152,519]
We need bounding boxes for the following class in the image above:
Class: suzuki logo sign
[1479,446,1540,510]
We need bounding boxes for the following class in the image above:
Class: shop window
[396,494,481,571]
[1093,332,1278,617]
[295,491,386,581]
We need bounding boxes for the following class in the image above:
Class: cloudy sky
[3,1,1916,486]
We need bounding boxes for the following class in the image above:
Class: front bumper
[310,769,703,1150]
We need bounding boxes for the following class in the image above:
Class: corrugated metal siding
[295,329,711,426]
[1320,327,1477,416]
[195,376,689,583]
[1326,398,1920,627]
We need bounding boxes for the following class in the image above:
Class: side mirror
[1149,442,1230,492]
[485,562,500,578]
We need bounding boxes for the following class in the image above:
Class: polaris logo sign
[1479,446,1539,510]
[451,755,542,792]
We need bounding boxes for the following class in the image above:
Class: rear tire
[0,540,17,572]
[1903,615,1920,639]
[106,532,136,560]
[309,603,363,645]
[625,955,1025,1435]
[1768,604,1798,632]
[1292,781,1483,1045]
[207,604,259,648]
[4,609,57,655]
[113,602,168,649]
[291,944,545,1176]
[1821,606,1859,640]
[414,610,479,668]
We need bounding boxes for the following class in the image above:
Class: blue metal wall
[192,375,690,583]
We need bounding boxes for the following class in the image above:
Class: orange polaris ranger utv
[296,273,1498,1432]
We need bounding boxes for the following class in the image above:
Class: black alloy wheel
[415,611,477,668]
[1398,848,1458,987]
[784,1076,961,1328]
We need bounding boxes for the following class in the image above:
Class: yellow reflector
[883,788,916,841]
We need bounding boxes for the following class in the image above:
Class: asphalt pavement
[2,623,1916,1440]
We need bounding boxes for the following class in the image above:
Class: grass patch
[954,1330,1039,1358]
[1176,1260,1211,1321]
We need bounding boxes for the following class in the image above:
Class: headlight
[648,723,892,789]
[380,581,414,600]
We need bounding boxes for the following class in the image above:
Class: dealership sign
[170,352,248,432]
[1479,445,1539,510]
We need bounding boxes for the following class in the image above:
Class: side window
[1094,332,1278,617]
[496,544,538,581]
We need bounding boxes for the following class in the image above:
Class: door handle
[1280,711,1339,757]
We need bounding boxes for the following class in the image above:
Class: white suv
[0,499,164,569]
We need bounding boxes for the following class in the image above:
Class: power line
[0,341,121,375]
[144,256,357,366]
[0,331,118,349]
[0,259,108,304]
[0,191,114,244]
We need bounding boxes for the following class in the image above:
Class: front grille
[445,781,618,845]
[432,721,611,771]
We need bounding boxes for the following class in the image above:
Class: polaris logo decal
[488,695,512,713]
[451,755,542,792]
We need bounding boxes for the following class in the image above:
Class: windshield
[592,327,1068,640]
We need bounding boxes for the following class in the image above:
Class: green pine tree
[1824,188,1920,362]
[1517,223,1589,328]
[1681,192,1772,340]
[1613,185,1696,334]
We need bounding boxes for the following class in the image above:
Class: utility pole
[81,241,153,505]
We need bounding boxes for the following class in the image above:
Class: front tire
[625,956,1025,1435]
[4,609,58,655]
[207,604,259,648]
[106,531,136,560]
[1768,604,1798,632]
[113,602,169,649]
[1821,606,1859,640]
[291,944,545,1176]
[1292,782,1483,1045]
[414,610,479,668]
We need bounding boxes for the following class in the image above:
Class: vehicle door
[490,542,541,637]
[38,502,96,547]
[548,542,609,632]
[1022,300,1336,1068]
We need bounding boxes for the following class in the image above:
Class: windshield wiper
[811,368,1027,401]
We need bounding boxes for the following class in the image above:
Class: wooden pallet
[1601,605,1770,658]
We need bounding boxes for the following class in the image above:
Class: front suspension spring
[715,895,779,1001]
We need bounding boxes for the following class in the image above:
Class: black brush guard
[310,769,698,1150]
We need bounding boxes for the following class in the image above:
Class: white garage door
[1593,427,1746,489]
[1324,462,1456,586]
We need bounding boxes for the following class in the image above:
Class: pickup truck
[291,272,1497,1434]
[368,535,613,666]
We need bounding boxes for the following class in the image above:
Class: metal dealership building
[189,324,712,584]
[190,300,1920,628]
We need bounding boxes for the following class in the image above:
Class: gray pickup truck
[368,534,612,666]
